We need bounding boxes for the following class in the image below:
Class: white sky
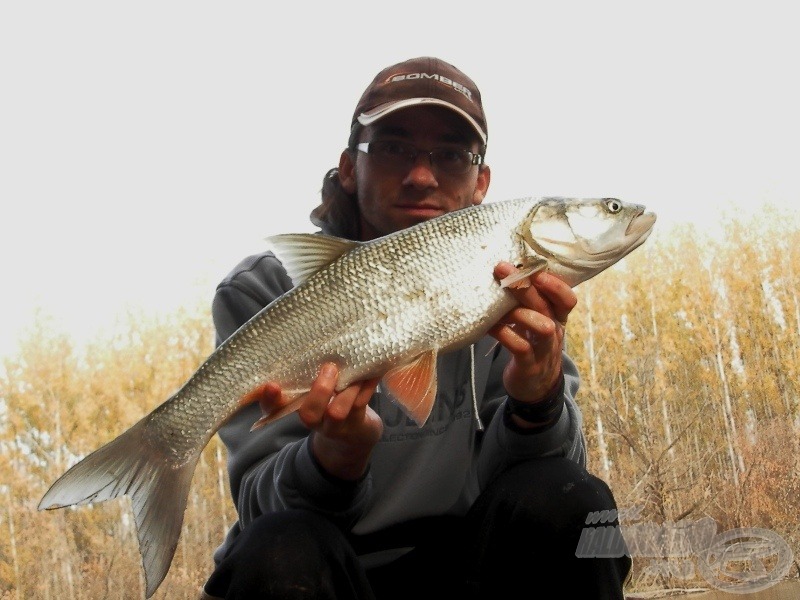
[2,1,798,359]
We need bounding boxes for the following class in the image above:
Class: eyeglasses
[356,140,483,175]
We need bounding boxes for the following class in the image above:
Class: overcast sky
[2,1,798,358]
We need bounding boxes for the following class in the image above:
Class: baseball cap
[352,56,488,146]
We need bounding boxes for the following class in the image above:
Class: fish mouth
[626,209,657,238]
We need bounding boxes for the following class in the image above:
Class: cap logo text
[387,72,474,101]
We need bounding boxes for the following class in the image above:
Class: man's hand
[489,262,577,404]
[256,364,383,481]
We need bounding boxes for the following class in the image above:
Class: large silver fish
[39,196,656,597]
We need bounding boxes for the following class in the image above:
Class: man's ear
[338,150,357,194]
[472,165,491,205]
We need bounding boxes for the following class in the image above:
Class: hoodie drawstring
[470,344,484,431]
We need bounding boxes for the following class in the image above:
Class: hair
[309,123,362,240]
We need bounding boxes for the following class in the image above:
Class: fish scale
[38,196,656,598]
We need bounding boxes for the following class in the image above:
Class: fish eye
[604,198,622,213]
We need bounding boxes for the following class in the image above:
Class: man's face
[341,105,491,241]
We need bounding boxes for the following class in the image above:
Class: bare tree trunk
[656,364,674,461]
[180,516,188,599]
[713,319,745,486]
[790,280,800,473]
[63,558,76,600]
[138,561,146,598]
[48,565,56,600]
[584,286,611,481]
[650,285,677,497]
[216,442,229,539]
[5,486,20,599]
[202,496,210,552]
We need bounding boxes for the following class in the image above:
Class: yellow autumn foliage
[2,207,799,597]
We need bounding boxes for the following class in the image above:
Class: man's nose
[402,152,438,188]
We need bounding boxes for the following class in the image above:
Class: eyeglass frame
[355,140,484,175]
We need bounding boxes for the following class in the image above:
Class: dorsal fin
[265,233,361,286]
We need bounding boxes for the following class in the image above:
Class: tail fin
[38,417,199,598]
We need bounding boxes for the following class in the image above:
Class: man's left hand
[489,262,577,404]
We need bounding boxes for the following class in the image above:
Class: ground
[626,579,800,599]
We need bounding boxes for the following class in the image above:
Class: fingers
[297,363,339,426]
[250,381,283,414]
[494,262,577,325]
[489,309,553,352]
[490,261,575,363]
[530,271,577,325]
[327,377,380,420]
[297,364,380,428]
[252,361,380,430]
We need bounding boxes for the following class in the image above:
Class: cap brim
[357,98,487,146]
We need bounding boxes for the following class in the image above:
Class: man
[202,56,630,599]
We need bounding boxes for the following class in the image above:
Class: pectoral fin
[499,257,548,289]
[381,350,438,427]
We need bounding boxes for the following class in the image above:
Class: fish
[38,196,656,597]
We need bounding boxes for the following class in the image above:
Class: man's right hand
[256,364,383,481]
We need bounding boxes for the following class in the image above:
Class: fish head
[523,197,657,287]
